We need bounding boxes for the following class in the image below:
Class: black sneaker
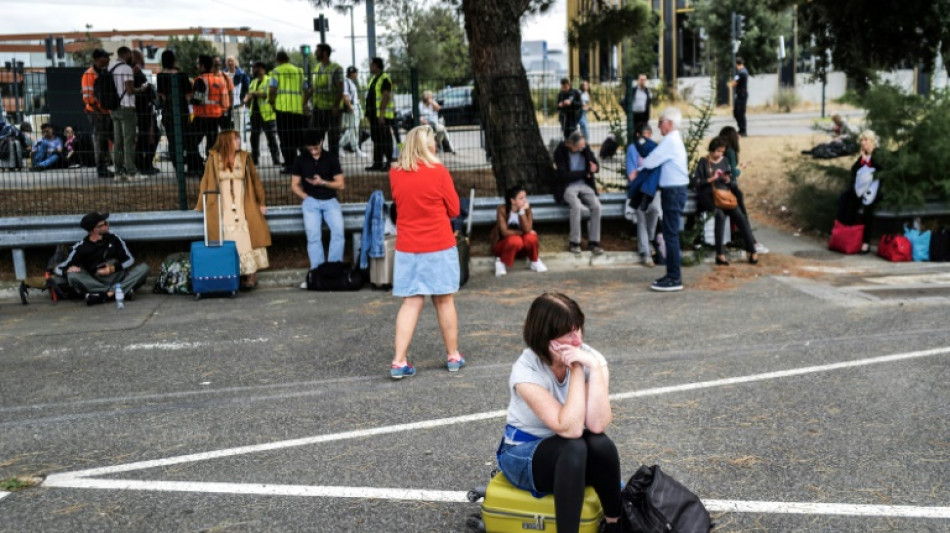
[85,293,107,306]
[569,242,582,254]
[97,169,115,178]
[650,278,683,292]
[588,243,604,255]
[124,289,135,301]
[365,165,384,171]
[18,281,28,305]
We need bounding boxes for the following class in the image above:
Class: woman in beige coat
[195,130,271,289]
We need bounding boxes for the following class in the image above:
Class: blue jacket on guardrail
[360,190,386,269]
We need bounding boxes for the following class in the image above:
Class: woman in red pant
[491,185,548,276]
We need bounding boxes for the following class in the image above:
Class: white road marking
[38,478,950,518]
[0,491,9,501]
[123,338,268,351]
[37,345,950,520]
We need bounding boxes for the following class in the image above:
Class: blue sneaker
[650,278,683,292]
[446,355,466,372]
[390,363,416,380]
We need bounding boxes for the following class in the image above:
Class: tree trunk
[462,0,555,196]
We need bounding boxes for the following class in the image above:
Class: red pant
[493,233,540,266]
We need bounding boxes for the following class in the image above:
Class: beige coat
[195,150,272,249]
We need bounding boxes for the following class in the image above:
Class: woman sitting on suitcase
[196,129,271,290]
[491,184,547,277]
[497,292,622,533]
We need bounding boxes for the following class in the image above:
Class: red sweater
[390,163,460,253]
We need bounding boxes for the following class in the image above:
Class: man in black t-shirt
[556,78,582,140]
[732,57,749,136]
[292,130,347,286]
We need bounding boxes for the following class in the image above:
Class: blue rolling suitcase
[191,191,240,300]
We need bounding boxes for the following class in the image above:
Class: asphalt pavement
[1,221,949,532]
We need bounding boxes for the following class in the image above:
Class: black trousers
[733,94,748,135]
[837,189,877,244]
[135,109,159,171]
[312,108,342,155]
[560,113,578,140]
[633,111,649,130]
[163,113,202,173]
[715,207,757,255]
[85,111,113,170]
[276,111,304,170]
[249,113,281,167]
[369,116,394,166]
[192,116,220,160]
[532,431,622,531]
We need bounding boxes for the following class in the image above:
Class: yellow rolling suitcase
[467,471,604,532]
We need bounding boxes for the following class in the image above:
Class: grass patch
[0,476,39,492]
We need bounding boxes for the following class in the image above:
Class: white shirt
[633,87,648,112]
[344,77,359,108]
[639,128,689,187]
[108,60,135,108]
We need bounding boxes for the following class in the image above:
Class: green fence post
[624,74,635,145]
[410,68,420,129]
[171,75,187,210]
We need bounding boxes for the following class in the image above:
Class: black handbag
[307,262,364,291]
[622,465,711,533]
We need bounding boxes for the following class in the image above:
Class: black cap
[80,211,109,232]
[346,66,358,75]
[92,49,112,60]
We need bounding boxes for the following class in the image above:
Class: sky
[1,0,568,69]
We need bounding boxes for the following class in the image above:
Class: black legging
[715,207,756,255]
[836,189,877,244]
[532,431,621,531]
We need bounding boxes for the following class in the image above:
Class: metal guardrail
[1,192,696,280]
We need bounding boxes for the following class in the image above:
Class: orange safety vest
[81,67,108,114]
[193,72,228,118]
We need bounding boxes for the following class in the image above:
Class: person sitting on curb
[55,212,150,305]
[491,184,548,276]
[32,123,63,170]
[553,131,603,255]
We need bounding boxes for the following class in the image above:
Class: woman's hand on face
[561,346,598,369]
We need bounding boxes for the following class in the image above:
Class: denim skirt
[496,438,545,495]
[393,246,460,297]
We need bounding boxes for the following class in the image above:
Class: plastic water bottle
[115,283,125,309]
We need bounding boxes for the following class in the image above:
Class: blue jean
[302,196,345,269]
[32,143,60,169]
[578,110,589,141]
[660,186,687,283]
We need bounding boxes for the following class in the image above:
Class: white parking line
[123,338,268,351]
[0,491,9,501]
[39,345,950,520]
[39,478,950,519]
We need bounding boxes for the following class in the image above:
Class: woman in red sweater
[389,126,463,379]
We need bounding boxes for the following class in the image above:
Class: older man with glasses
[54,211,150,305]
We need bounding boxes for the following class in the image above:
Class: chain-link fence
[0,65,631,217]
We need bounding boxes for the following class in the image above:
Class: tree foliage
[621,7,661,79]
[239,38,279,71]
[769,0,950,90]
[689,0,788,78]
[380,2,471,88]
[167,35,219,77]
[71,31,103,66]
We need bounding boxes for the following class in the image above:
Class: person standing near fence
[156,50,199,177]
[556,78,582,140]
[109,47,139,182]
[81,49,114,178]
[364,57,395,172]
[192,55,228,164]
[269,51,306,175]
[732,57,749,137]
[225,56,250,140]
[132,49,159,175]
[577,80,591,141]
[308,44,344,157]
[245,62,281,168]
[339,66,364,158]
[631,74,652,129]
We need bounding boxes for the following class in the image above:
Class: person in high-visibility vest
[244,61,281,168]
[307,44,344,158]
[192,54,229,162]
[364,57,395,171]
[268,51,306,174]
[81,49,115,178]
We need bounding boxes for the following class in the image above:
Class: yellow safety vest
[369,72,395,119]
[270,62,304,115]
[248,76,276,122]
[312,61,343,110]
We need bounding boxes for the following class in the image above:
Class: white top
[344,77,359,107]
[419,102,439,125]
[507,211,521,228]
[109,60,135,108]
[633,87,648,112]
[580,91,590,110]
[639,128,689,187]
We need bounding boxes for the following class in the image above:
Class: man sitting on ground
[55,212,150,305]
[553,130,603,255]
[32,123,64,170]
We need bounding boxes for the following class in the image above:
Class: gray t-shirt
[506,345,608,439]
[568,151,586,173]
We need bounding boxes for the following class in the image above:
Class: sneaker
[640,254,655,267]
[141,167,161,175]
[589,244,604,256]
[356,149,366,158]
[650,278,683,292]
[131,173,145,181]
[85,292,107,306]
[754,242,770,254]
[446,355,466,372]
[654,275,670,284]
[299,280,308,290]
[529,260,548,273]
[390,363,416,380]
[494,259,507,277]
[68,163,81,169]
[569,243,582,254]
[97,169,115,178]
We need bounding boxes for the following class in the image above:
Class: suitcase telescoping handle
[202,190,224,247]
[466,188,475,236]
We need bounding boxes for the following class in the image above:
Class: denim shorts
[393,246,460,297]
[496,438,545,495]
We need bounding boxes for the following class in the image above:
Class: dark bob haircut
[523,293,585,365]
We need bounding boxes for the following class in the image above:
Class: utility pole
[314,15,328,45]
[366,0,376,59]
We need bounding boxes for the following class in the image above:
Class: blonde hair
[395,126,440,171]
[859,129,878,149]
[422,90,434,102]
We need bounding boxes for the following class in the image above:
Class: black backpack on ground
[599,134,619,159]
[307,261,364,291]
[93,63,124,111]
[930,226,950,262]
[621,464,711,533]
